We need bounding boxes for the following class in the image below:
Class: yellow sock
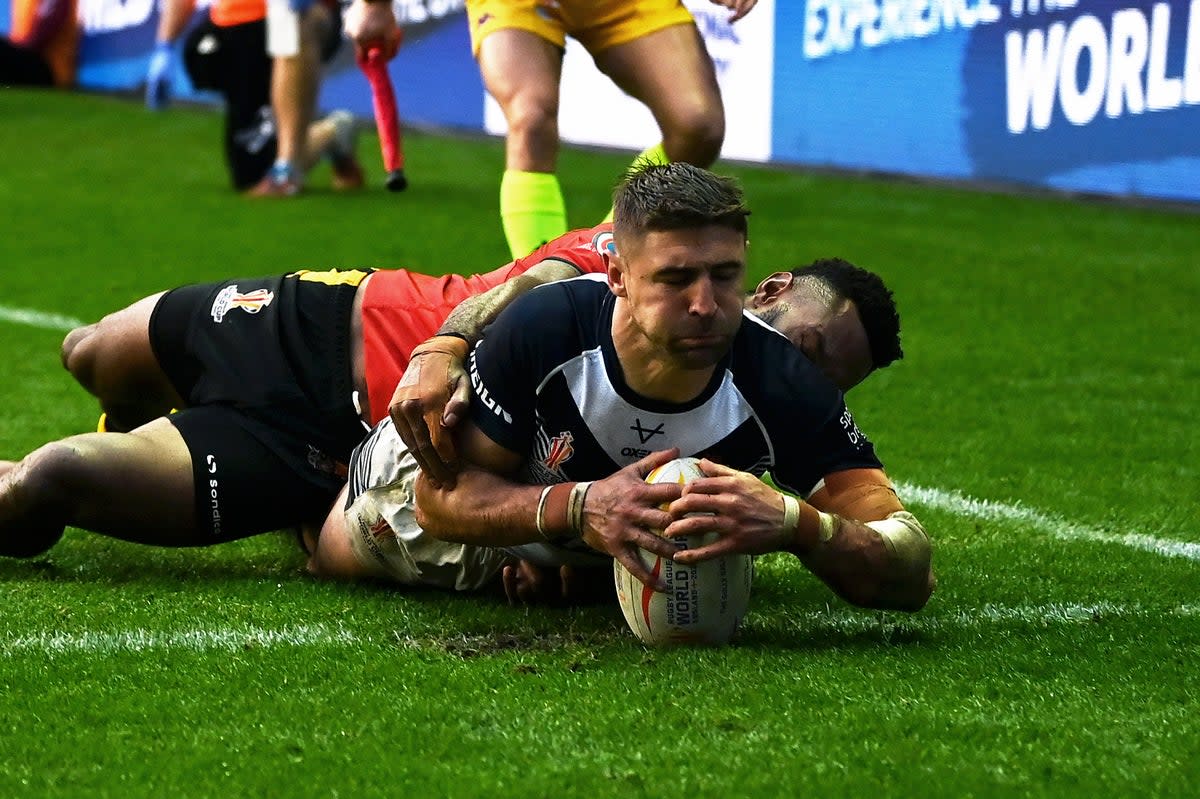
[500,170,567,259]
[603,143,670,223]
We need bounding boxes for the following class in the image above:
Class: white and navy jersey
[467,277,882,564]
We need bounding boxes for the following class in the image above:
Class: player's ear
[750,272,794,306]
[608,253,629,297]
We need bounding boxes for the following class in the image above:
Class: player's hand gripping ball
[613,457,754,646]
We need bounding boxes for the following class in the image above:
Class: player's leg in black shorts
[171,406,348,541]
[148,274,368,535]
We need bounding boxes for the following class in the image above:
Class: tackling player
[0,229,610,559]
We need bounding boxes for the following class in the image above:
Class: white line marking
[780,602,1200,636]
[0,604,1196,655]
[896,482,1200,562]
[0,624,360,655]
[0,305,85,332]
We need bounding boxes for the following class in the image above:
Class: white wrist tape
[781,493,801,536]
[815,509,837,543]
[865,511,930,572]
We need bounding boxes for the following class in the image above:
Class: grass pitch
[0,89,1197,798]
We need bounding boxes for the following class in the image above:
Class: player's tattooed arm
[435,257,582,346]
[389,257,583,488]
[798,469,935,611]
[410,421,553,547]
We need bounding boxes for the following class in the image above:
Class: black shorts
[184,18,275,190]
[171,405,352,542]
[149,273,369,539]
[183,6,344,190]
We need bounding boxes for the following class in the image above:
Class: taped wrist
[786,495,838,552]
[433,331,470,344]
[410,335,469,361]
[534,482,591,540]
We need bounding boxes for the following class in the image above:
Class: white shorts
[343,418,510,591]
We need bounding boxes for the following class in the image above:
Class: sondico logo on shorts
[205,454,222,537]
[211,285,275,323]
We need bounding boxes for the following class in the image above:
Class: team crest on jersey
[356,515,391,565]
[368,516,392,541]
[542,432,575,472]
[591,230,615,257]
[211,285,275,323]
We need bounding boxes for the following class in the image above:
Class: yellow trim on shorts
[287,268,373,287]
[465,0,694,56]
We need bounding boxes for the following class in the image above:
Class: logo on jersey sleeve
[468,350,513,424]
[355,514,393,567]
[211,285,275,323]
[840,409,867,448]
[368,516,393,540]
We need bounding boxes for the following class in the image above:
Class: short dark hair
[793,258,904,369]
[612,161,750,244]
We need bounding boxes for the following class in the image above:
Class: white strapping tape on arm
[865,511,930,571]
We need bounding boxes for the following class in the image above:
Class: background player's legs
[477,29,567,258]
[61,292,186,432]
[0,419,196,558]
[593,23,724,167]
[263,4,331,193]
[211,19,277,191]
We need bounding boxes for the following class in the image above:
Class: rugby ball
[613,457,754,646]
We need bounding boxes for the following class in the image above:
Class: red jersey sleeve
[358,223,613,424]
[502,223,612,279]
